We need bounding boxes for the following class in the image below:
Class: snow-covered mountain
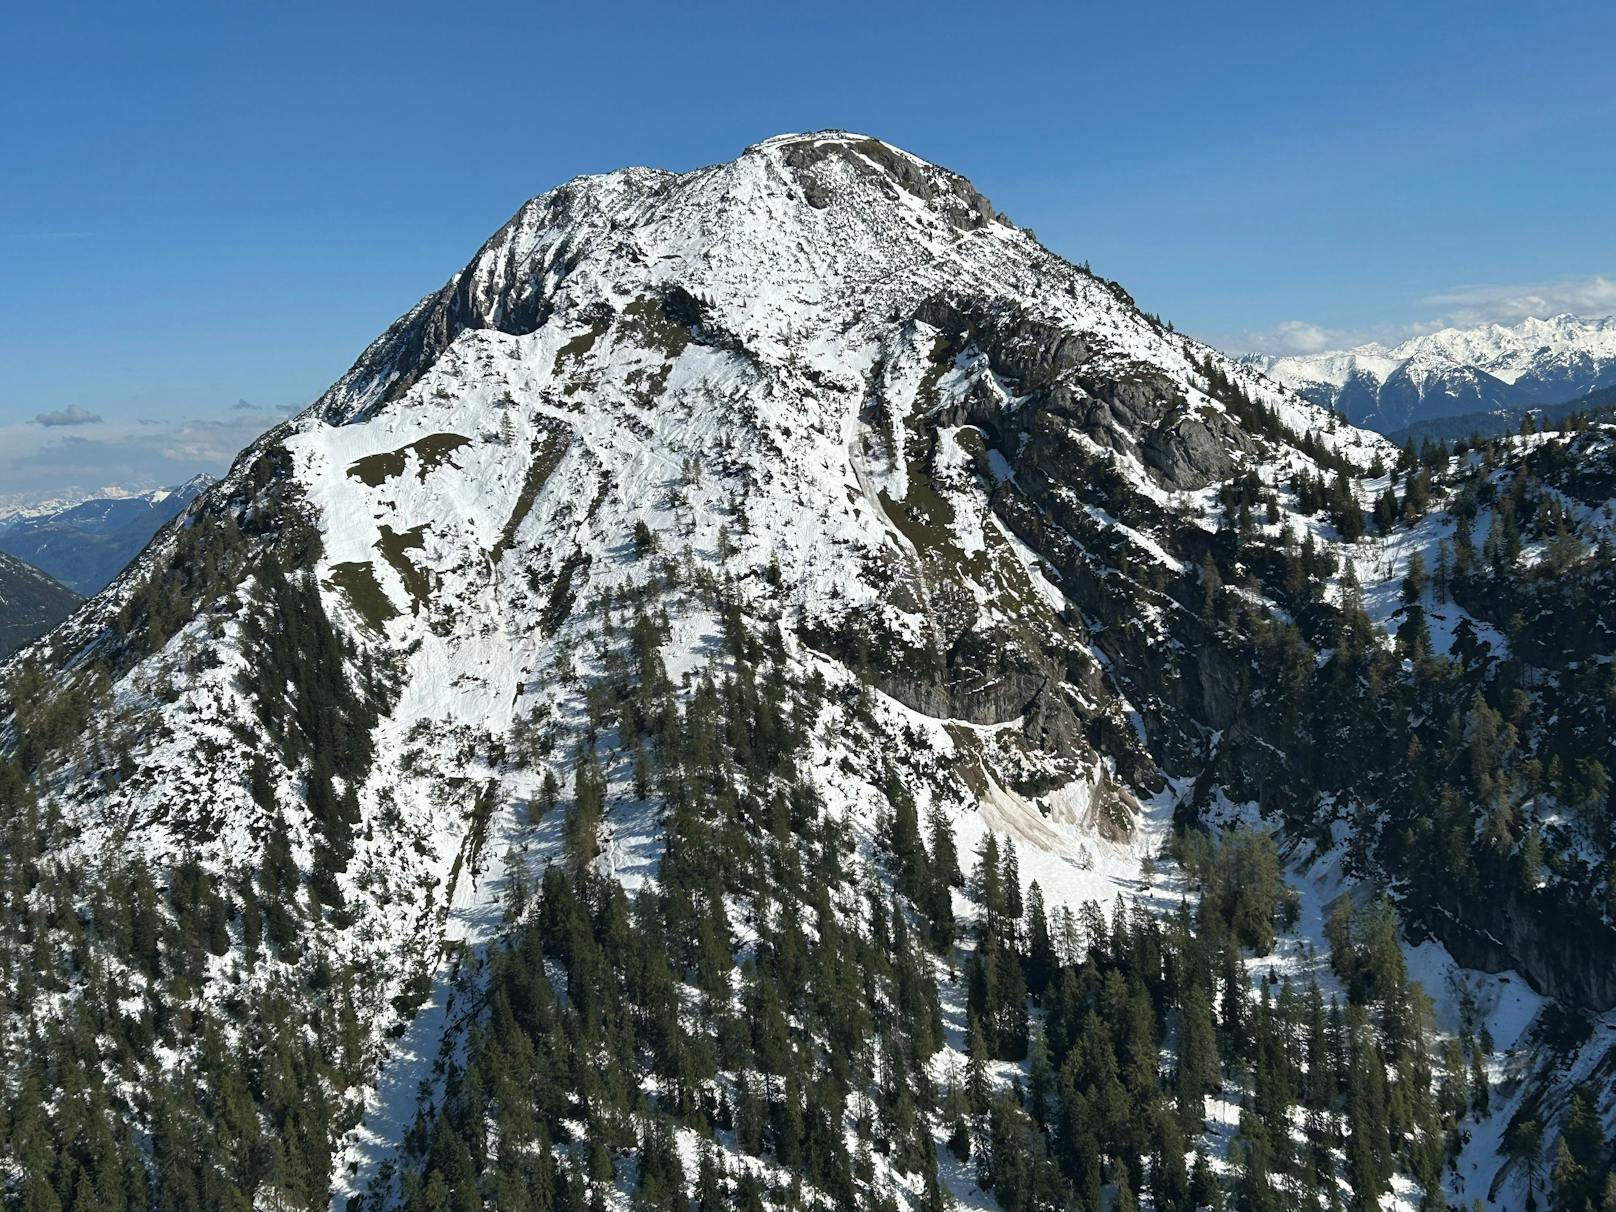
[1246,313,1616,432]
[0,473,214,593]
[5,133,1615,1212]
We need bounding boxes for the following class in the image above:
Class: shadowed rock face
[803,286,1296,805]
[1140,408,1252,488]
[1431,885,1616,1011]
[914,294,1250,490]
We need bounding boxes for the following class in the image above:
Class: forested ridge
[7,551,1612,1211]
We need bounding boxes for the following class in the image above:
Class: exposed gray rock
[1431,890,1616,1011]
[779,134,998,230]
[1141,414,1244,488]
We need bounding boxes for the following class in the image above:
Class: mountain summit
[5,134,1615,1212]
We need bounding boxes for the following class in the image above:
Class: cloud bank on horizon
[1226,272,1616,355]
[0,402,298,509]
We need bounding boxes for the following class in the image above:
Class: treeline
[0,552,395,1212]
[393,560,1505,1211]
[1191,426,1616,948]
[1195,356,1355,478]
[240,558,396,922]
[0,754,366,1211]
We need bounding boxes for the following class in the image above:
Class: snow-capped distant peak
[0,474,219,593]
[0,475,215,522]
[1242,313,1616,432]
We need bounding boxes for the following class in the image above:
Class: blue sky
[2,0,1613,500]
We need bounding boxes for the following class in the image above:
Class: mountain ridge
[0,473,215,594]
[1244,312,1616,432]
[0,550,80,658]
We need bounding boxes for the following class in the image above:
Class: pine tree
[1025,881,1055,996]
[565,748,605,869]
[1001,840,1023,924]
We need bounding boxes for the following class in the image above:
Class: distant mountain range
[0,475,213,595]
[0,551,79,658]
[1244,313,1616,433]
[1383,381,1616,446]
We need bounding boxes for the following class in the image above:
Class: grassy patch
[879,481,956,560]
[879,378,973,579]
[347,433,471,487]
[914,333,954,406]
[617,295,693,403]
[376,524,430,613]
[327,560,398,631]
[491,423,571,564]
[619,295,693,360]
[552,319,609,374]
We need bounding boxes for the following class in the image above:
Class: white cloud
[0,402,301,505]
[1221,319,1411,357]
[1421,274,1616,327]
[1263,320,1335,354]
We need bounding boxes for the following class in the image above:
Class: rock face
[912,295,1251,490]
[780,135,999,229]
[1433,888,1616,1012]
